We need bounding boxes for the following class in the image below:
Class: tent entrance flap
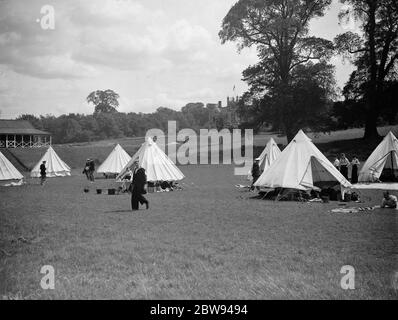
[300,157,340,189]
[379,151,398,182]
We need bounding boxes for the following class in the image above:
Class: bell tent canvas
[31,146,71,177]
[358,131,398,183]
[0,151,24,186]
[258,138,282,172]
[117,137,184,182]
[248,137,281,176]
[97,144,131,175]
[254,130,352,191]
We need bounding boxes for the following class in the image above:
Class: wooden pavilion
[0,120,52,148]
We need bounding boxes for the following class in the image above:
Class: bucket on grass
[108,188,115,195]
[96,189,102,194]
[84,188,89,193]
[321,196,329,203]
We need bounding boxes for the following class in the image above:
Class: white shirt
[382,195,398,208]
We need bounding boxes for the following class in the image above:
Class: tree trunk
[363,112,380,140]
[363,2,380,141]
[363,94,380,140]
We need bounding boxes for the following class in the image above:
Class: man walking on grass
[129,160,149,211]
[40,160,46,186]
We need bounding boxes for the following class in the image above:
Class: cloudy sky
[0,0,355,119]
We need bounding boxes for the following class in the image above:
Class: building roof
[0,120,51,135]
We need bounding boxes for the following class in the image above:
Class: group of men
[333,153,361,183]
[81,157,149,211]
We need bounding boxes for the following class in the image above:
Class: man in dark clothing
[250,158,261,191]
[40,161,46,186]
[130,160,149,211]
[89,159,95,182]
[83,159,91,180]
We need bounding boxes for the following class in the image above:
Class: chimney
[218,101,222,109]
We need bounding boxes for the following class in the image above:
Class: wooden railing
[0,141,51,148]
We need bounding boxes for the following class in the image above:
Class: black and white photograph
[0,0,397,305]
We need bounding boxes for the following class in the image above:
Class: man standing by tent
[339,153,350,180]
[40,160,46,186]
[83,159,91,181]
[130,160,149,211]
[250,158,261,191]
[88,159,95,182]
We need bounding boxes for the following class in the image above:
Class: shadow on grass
[104,210,133,214]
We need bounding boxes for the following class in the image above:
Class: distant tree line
[16,99,232,144]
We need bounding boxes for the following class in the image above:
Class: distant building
[205,97,241,129]
[0,120,51,148]
[222,96,241,128]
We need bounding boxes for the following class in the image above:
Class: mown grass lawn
[0,165,397,299]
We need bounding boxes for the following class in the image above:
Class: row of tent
[253,130,398,191]
[2,130,398,189]
[0,137,185,186]
[96,137,185,182]
[0,146,71,186]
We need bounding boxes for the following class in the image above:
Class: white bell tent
[358,131,398,183]
[248,137,281,179]
[0,151,24,186]
[31,146,71,177]
[117,137,184,182]
[97,144,131,175]
[254,130,352,191]
[258,138,282,172]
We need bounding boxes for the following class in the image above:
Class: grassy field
[1,165,397,299]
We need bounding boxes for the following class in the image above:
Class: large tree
[334,0,398,139]
[219,0,334,141]
[87,89,120,116]
[239,61,336,133]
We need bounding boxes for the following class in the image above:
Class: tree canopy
[87,89,120,115]
[334,0,398,139]
[219,0,334,141]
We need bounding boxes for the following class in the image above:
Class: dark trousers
[250,175,260,191]
[351,165,358,184]
[340,166,348,179]
[131,192,148,210]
